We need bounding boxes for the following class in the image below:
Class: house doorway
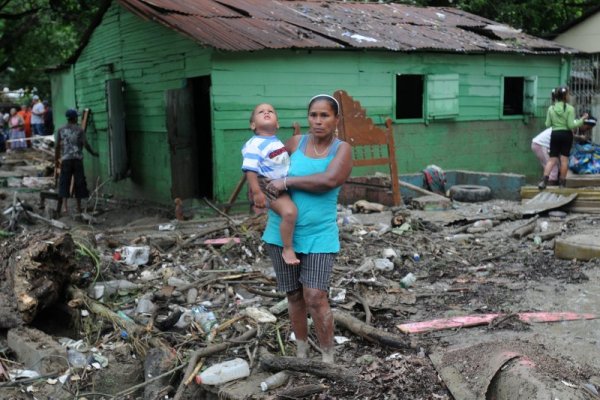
[166,76,213,200]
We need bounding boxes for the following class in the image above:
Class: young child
[241,103,299,265]
[539,86,588,189]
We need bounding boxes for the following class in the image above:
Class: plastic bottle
[412,253,420,262]
[260,371,289,391]
[192,306,218,333]
[195,358,250,385]
[473,219,493,229]
[67,349,89,368]
[400,272,416,288]
[374,258,394,271]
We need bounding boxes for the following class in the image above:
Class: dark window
[396,74,424,119]
[503,77,524,115]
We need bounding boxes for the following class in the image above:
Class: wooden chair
[333,90,401,206]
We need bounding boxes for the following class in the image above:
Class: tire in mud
[449,185,491,202]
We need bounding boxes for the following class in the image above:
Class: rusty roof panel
[118,0,576,54]
[164,14,342,51]
[139,0,237,16]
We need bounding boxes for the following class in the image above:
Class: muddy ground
[0,148,599,399]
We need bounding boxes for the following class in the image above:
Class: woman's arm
[270,141,353,193]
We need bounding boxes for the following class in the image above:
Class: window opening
[396,74,424,119]
[503,77,524,115]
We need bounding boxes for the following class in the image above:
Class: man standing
[43,101,54,135]
[55,109,98,215]
[31,95,45,136]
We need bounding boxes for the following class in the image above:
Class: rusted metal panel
[118,0,577,54]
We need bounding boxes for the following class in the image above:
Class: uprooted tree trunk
[333,309,411,349]
[0,232,79,328]
[260,350,357,385]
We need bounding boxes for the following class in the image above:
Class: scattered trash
[158,223,176,231]
[243,307,277,324]
[192,305,219,332]
[195,358,250,385]
[260,371,289,392]
[400,272,417,288]
[120,246,150,265]
[203,237,241,246]
[374,258,394,271]
[382,248,397,259]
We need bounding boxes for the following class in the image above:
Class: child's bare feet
[282,247,300,265]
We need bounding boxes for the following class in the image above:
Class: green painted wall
[49,66,76,132]
[70,2,211,202]
[211,51,565,199]
[65,2,568,204]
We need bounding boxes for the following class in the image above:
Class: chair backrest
[333,90,401,206]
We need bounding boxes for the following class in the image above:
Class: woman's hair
[554,86,569,110]
[551,88,556,103]
[308,94,339,116]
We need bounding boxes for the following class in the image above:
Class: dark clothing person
[44,103,54,135]
[55,109,98,215]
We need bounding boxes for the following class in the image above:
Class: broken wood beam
[276,384,329,398]
[260,351,356,384]
[397,311,597,334]
[333,309,409,349]
[399,179,446,199]
[511,216,538,239]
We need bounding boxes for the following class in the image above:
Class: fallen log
[276,384,328,398]
[399,179,445,198]
[511,216,538,239]
[0,233,78,328]
[333,309,410,349]
[260,351,355,384]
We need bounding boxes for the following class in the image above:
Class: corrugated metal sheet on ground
[118,0,577,54]
[519,191,578,215]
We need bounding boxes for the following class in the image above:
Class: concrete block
[555,233,600,260]
[7,327,67,374]
[411,195,452,211]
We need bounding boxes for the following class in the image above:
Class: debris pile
[0,150,599,399]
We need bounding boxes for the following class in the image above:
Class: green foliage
[0,0,104,98]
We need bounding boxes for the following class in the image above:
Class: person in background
[8,108,26,151]
[31,95,45,136]
[55,109,98,215]
[263,94,352,364]
[572,115,597,144]
[43,100,54,136]
[538,86,588,189]
[531,89,558,185]
[17,104,32,148]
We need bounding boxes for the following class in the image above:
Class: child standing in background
[241,103,299,265]
[538,86,588,189]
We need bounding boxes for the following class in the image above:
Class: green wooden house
[49,0,577,205]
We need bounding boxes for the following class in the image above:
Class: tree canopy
[0,0,105,99]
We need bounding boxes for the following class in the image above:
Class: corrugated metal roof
[118,0,576,54]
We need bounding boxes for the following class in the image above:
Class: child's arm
[545,107,552,128]
[245,171,267,209]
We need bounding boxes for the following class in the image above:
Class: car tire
[449,185,492,202]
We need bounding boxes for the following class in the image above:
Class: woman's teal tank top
[262,134,342,253]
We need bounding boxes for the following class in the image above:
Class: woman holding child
[263,94,352,364]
